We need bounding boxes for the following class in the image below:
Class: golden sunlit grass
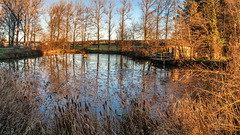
[162,63,240,134]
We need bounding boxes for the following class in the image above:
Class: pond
[0,54,181,115]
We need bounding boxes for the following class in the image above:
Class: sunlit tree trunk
[139,0,156,43]
[106,0,116,51]
[117,0,132,51]
[90,0,106,51]
[155,0,165,40]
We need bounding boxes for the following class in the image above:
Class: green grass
[0,48,11,54]
[72,44,146,52]
[0,48,33,59]
[87,44,119,51]
[73,45,120,51]
[0,48,12,59]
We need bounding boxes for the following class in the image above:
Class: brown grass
[53,95,184,135]
[0,69,44,134]
[1,60,240,134]
[161,64,240,134]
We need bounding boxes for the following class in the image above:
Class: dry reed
[53,95,184,135]
[1,59,240,134]
[161,63,240,134]
[0,69,43,134]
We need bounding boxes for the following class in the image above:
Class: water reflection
[0,54,182,113]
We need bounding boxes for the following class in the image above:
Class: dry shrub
[163,63,240,134]
[0,69,42,134]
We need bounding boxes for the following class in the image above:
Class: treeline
[45,0,177,51]
[0,0,239,61]
[175,0,240,60]
[0,0,44,47]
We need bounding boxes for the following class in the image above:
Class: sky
[44,0,143,40]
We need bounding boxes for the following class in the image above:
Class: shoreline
[0,49,43,60]
[0,48,228,68]
[84,49,228,68]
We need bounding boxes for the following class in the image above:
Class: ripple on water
[0,54,180,115]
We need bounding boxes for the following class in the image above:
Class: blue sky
[44,0,143,40]
[45,0,142,23]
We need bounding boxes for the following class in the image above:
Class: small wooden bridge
[151,52,175,61]
[147,40,175,62]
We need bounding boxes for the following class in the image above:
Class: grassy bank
[76,44,151,60]
[0,48,43,60]
[73,44,228,68]
[74,44,120,51]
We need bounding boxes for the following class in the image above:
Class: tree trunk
[156,13,159,40]
[121,14,124,52]
[11,21,15,48]
[8,18,11,48]
[16,19,19,48]
[98,23,100,50]
[165,9,170,40]
[108,18,111,51]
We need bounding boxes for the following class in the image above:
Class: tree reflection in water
[0,54,183,115]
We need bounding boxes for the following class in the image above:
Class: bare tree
[117,0,132,51]
[25,0,44,47]
[46,0,66,50]
[31,17,43,47]
[165,0,174,39]
[64,1,74,50]
[82,5,91,49]
[155,0,166,39]
[2,0,24,47]
[1,4,15,47]
[55,0,66,44]
[72,0,84,49]
[1,0,43,48]
[47,3,57,50]
[129,19,140,40]
[0,8,6,45]
[105,0,116,50]
[90,0,107,50]
[139,0,156,42]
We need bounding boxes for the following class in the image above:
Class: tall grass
[0,69,44,134]
[1,60,240,134]
[53,95,184,135]
[161,63,240,134]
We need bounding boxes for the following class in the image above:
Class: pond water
[0,54,181,115]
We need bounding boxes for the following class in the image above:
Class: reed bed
[162,63,240,134]
[0,69,45,134]
[53,95,184,135]
[1,60,240,134]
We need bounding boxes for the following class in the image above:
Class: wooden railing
[151,52,175,61]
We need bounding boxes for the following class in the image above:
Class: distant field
[73,44,145,51]
[73,44,120,51]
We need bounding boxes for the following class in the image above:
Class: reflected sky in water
[0,54,179,115]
